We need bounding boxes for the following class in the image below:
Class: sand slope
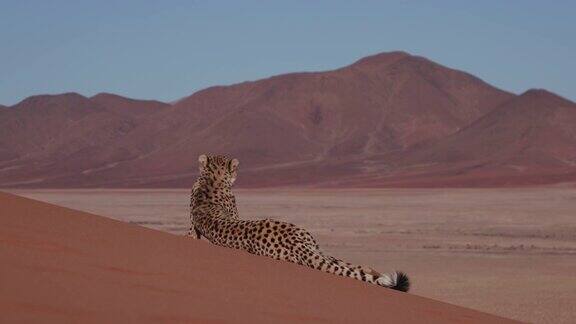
[0,192,516,323]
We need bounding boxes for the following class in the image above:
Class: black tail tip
[392,271,410,292]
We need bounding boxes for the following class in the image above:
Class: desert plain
[7,187,576,323]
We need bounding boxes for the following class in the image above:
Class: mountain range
[1,51,575,188]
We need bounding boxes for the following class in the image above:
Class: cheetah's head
[198,154,240,186]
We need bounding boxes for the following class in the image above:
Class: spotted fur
[188,154,410,292]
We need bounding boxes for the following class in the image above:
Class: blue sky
[1,0,574,105]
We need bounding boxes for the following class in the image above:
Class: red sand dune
[0,51,574,188]
[0,192,516,323]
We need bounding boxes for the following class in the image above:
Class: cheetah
[188,154,410,292]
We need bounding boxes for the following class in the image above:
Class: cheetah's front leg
[193,227,204,239]
[186,225,203,239]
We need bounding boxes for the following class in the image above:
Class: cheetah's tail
[315,253,410,292]
[375,270,410,292]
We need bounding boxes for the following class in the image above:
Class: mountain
[0,93,169,186]
[90,92,169,117]
[0,51,574,188]
[164,51,512,164]
[376,89,576,187]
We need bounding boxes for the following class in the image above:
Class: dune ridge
[0,191,517,323]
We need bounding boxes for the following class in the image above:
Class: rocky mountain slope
[1,51,574,188]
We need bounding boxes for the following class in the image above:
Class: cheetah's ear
[198,154,208,169]
[229,158,239,171]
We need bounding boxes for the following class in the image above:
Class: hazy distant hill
[1,51,575,188]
